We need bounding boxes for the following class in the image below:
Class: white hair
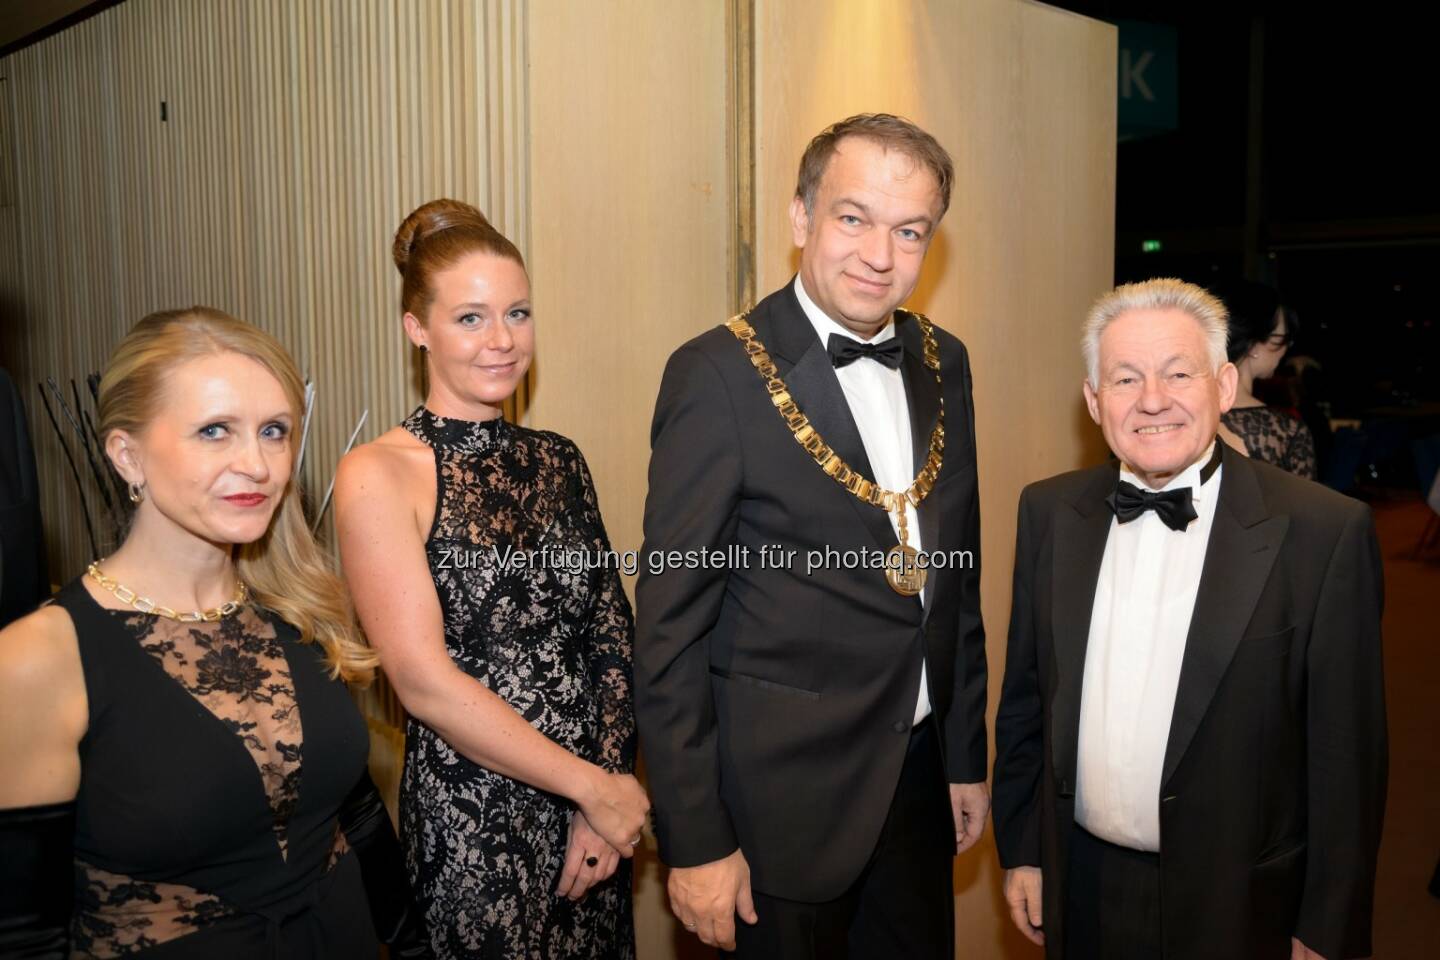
[1082,278,1229,386]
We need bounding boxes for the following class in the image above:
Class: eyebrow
[832,197,934,229]
[453,299,531,312]
[191,411,294,425]
[1107,354,1200,376]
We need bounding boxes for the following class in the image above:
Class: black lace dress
[50,578,375,958]
[1221,404,1318,479]
[398,407,636,960]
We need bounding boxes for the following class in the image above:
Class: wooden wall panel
[525,3,732,957]
[0,0,528,583]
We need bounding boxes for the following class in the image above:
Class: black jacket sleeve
[992,488,1044,868]
[1294,504,1387,959]
[0,800,74,959]
[337,771,433,958]
[944,343,988,782]
[634,344,744,868]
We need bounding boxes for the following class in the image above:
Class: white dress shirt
[1074,444,1222,850]
[793,276,932,726]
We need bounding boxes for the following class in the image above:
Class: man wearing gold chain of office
[636,113,989,959]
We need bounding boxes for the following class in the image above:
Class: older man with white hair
[992,278,1386,960]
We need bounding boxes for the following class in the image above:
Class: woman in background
[0,309,429,958]
[335,200,645,959]
[1216,280,1319,478]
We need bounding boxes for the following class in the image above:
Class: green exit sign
[1142,239,1163,253]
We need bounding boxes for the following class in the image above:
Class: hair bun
[392,199,493,276]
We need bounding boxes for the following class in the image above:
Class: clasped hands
[557,770,649,900]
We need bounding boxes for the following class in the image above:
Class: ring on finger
[585,855,599,867]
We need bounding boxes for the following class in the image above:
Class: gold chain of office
[725,310,944,596]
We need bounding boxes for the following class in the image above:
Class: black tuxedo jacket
[992,443,1387,959]
[634,283,986,901]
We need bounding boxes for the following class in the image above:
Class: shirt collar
[793,275,896,347]
[1119,440,1220,495]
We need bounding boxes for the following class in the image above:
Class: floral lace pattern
[398,406,636,960]
[69,861,235,958]
[130,606,304,860]
[1222,405,1318,479]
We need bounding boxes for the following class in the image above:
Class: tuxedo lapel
[1049,465,1119,792]
[753,286,897,553]
[1161,447,1288,788]
[898,312,942,618]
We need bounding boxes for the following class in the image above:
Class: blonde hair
[97,307,378,683]
[1083,278,1229,387]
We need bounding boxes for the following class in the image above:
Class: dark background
[1050,2,1438,442]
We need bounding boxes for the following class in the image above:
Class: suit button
[892,720,908,734]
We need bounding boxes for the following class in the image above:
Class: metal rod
[310,408,368,534]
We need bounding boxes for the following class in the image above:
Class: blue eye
[506,307,532,323]
[458,313,482,327]
[840,215,862,226]
[262,422,289,441]
[199,423,228,439]
[898,228,922,241]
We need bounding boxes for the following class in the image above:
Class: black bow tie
[1106,482,1197,531]
[827,333,904,370]
[1104,442,1224,531]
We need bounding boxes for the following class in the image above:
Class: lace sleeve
[1286,418,1318,480]
[572,449,637,774]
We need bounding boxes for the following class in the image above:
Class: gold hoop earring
[128,481,145,504]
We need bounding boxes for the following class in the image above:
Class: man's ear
[1082,379,1101,425]
[789,195,811,249]
[1216,361,1239,413]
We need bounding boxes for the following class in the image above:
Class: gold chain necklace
[86,561,248,622]
[726,310,944,596]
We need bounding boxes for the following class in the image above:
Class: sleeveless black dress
[397,407,636,960]
[51,578,376,959]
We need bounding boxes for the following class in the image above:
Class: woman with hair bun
[334,199,644,958]
[0,308,430,958]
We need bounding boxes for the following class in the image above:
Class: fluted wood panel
[0,0,528,586]
[754,1,1116,956]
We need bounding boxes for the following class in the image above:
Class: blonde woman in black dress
[335,200,647,959]
[0,309,429,958]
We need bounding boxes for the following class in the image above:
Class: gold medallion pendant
[885,544,926,597]
[727,310,944,597]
